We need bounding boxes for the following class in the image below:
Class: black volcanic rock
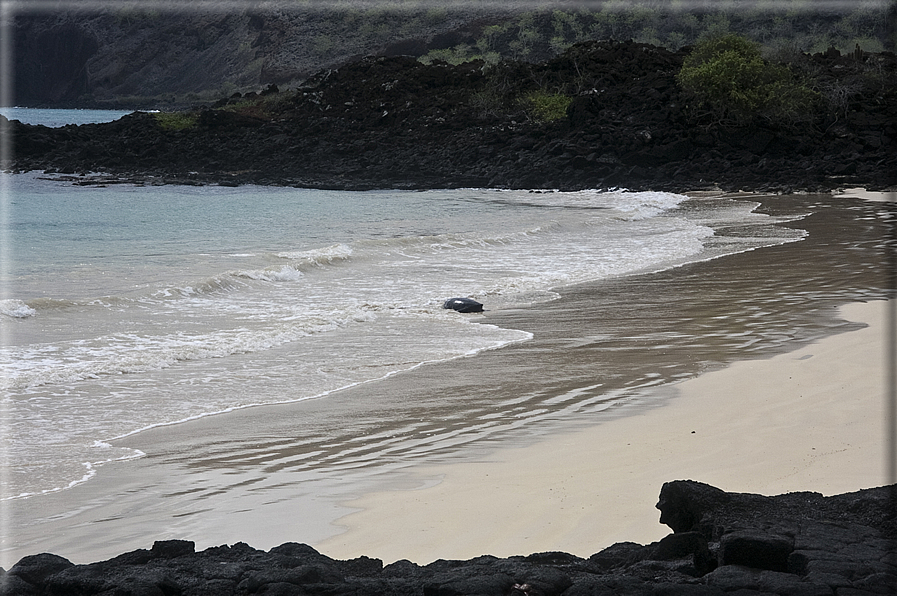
[1,481,895,596]
[6,40,897,193]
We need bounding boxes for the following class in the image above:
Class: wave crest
[276,243,353,267]
[0,299,37,318]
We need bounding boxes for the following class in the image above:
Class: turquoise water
[0,110,808,502]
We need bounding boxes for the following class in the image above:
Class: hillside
[10,1,894,109]
[9,38,896,192]
[11,3,522,108]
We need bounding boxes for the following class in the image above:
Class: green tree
[699,13,731,40]
[676,34,819,126]
[476,24,505,54]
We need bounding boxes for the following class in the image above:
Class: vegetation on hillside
[415,0,892,66]
[153,112,198,131]
[676,34,819,126]
[18,0,890,109]
[518,90,573,123]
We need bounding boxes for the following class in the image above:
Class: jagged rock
[718,531,793,572]
[3,482,893,596]
[423,572,514,596]
[3,553,74,586]
[588,542,646,571]
[704,565,834,596]
[651,532,715,576]
[656,480,731,536]
[150,539,196,559]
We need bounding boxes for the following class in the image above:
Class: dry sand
[316,299,893,564]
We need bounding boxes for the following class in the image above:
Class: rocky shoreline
[6,40,897,194]
[2,481,894,595]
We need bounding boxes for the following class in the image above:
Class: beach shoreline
[315,298,892,564]
[1,190,893,569]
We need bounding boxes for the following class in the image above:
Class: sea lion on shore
[443,297,484,313]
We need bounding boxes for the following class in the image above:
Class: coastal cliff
[7,40,897,193]
[10,5,517,108]
[10,3,893,110]
[2,481,895,595]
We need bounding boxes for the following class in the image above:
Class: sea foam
[0,299,36,318]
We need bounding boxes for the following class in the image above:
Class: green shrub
[519,90,572,123]
[153,111,197,131]
[469,89,506,118]
[676,34,819,125]
[420,47,469,66]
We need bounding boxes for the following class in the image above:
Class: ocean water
[0,107,135,128]
[0,109,815,505]
[0,172,808,502]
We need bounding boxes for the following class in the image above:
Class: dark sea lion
[443,297,484,313]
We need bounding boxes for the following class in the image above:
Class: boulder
[4,553,74,586]
[656,480,731,536]
[718,531,793,572]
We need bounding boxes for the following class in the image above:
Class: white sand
[835,188,895,203]
[316,300,893,564]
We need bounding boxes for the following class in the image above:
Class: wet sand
[2,191,893,567]
[317,298,892,564]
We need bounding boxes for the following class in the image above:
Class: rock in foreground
[2,481,894,595]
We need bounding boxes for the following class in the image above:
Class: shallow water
[2,109,893,566]
[124,192,891,487]
[1,174,812,504]
[2,185,892,564]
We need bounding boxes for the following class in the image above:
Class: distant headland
[6,38,896,194]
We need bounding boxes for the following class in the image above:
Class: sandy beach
[316,298,893,564]
[2,191,892,569]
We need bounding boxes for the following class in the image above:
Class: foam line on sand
[315,299,892,564]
